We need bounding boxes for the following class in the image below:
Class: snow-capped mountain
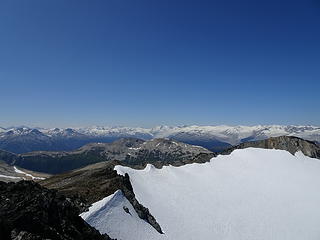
[0,127,95,153]
[70,125,320,145]
[0,125,319,153]
[79,126,154,139]
[43,128,86,138]
[0,128,53,153]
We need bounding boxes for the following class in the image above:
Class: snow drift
[82,148,320,240]
[80,190,164,239]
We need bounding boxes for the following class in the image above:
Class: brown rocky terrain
[221,136,320,159]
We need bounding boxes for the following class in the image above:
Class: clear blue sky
[0,0,319,127]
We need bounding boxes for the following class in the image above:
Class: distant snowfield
[13,166,45,180]
[83,148,320,240]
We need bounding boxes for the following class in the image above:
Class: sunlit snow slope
[80,190,165,240]
[85,148,320,240]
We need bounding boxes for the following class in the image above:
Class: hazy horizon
[1,122,319,130]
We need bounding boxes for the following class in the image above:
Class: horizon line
[1,124,319,130]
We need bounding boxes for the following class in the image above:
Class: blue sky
[0,0,319,127]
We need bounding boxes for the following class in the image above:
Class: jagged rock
[122,206,130,215]
[0,181,113,240]
[121,173,163,234]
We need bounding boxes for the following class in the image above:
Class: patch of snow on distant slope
[0,174,22,180]
[114,148,320,240]
[13,166,45,180]
[80,190,166,240]
[128,147,141,150]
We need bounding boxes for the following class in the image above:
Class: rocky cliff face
[10,138,214,174]
[222,136,320,159]
[0,181,113,240]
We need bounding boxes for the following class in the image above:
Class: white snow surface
[109,148,320,240]
[13,166,45,180]
[0,174,22,180]
[80,190,165,240]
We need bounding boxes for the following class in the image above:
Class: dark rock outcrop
[0,181,113,240]
[121,173,163,234]
[221,136,320,159]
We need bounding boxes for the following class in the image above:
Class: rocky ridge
[221,136,320,159]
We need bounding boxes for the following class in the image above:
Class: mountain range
[0,125,319,153]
